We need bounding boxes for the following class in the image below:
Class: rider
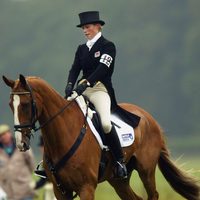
[65,11,127,178]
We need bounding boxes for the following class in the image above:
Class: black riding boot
[105,126,128,179]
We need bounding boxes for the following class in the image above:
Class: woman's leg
[88,91,112,133]
[86,90,127,178]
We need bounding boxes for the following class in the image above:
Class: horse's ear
[2,76,15,88]
[19,74,27,86]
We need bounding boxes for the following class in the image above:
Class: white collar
[86,32,102,50]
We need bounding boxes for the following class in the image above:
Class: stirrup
[34,170,47,179]
[34,160,47,179]
[113,161,128,179]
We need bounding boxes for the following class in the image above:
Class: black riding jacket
[68,36,116,105]
[67,36,140,128]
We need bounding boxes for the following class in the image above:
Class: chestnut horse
[3,75,199,200]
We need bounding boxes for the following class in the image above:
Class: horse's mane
[26,76,65,102]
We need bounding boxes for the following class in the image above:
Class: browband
[10,91,31,95]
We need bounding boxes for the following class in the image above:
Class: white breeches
[83,82,112,133]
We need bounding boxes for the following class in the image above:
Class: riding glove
[65,82,73,99]
[74,81,90,96]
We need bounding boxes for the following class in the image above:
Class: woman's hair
[94,23,102,31]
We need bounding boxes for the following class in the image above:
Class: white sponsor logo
[121,133,133,142]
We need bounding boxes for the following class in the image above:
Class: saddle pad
[70,95,135,150]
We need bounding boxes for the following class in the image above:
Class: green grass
[35,157,200,200]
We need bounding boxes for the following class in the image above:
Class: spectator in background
[0,186,7,200]
[0,124,35,200]
[34,136,56,200]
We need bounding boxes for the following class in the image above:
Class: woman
[65,11,128,178]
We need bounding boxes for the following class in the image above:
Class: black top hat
[77,11,105,28]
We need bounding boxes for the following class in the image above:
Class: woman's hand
[65,82,73,99]
[74,80,90,96]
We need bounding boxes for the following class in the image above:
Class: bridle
[11,82,38,133]
[11,80,78,133]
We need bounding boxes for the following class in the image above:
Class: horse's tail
[158,146,200,200]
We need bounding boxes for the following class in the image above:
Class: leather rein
[10,81,78,133]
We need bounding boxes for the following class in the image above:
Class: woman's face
[82,24,101,40]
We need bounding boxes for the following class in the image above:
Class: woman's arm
[87,42,116,85]
[67,45,82,88]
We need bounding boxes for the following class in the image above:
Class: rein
[34,96,79,132]
[11,82,79,133]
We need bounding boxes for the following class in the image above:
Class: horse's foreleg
[79,184,96,200]
[108,175,143,200]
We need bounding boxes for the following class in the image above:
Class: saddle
[70,94,136,149]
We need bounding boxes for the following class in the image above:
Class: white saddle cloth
[68,94,135,150]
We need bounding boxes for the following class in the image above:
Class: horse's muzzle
[16,140,30,152]
[22,142,30,152]
[15,130,31,152]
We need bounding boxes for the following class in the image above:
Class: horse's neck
[38,88,66,124]
[37,86,82,161]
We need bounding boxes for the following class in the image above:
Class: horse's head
[3,74,42,151]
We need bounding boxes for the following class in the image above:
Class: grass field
[35,156,200,200]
